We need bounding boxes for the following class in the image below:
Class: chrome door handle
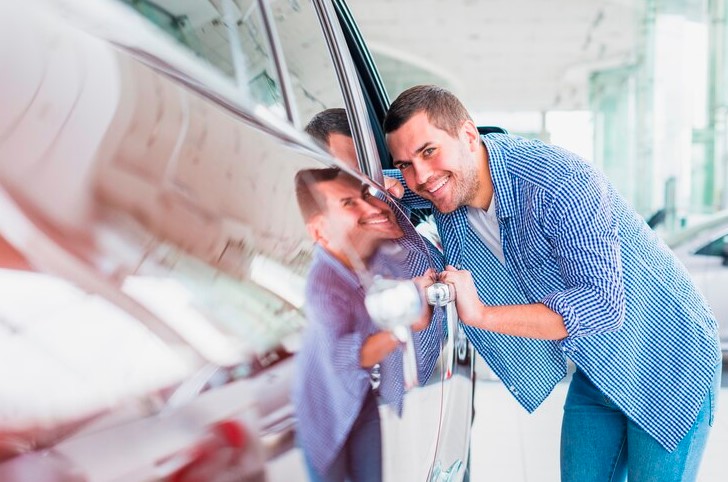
[426,283,457,379]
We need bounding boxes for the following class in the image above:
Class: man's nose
[363,197,386,213]
[413,161,432,186]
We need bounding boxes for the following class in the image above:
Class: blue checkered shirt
[389,133,720,451]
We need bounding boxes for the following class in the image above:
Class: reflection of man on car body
[292,166,435,482]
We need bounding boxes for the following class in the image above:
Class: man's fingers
[445,281,456,301]
[384,176,404,198]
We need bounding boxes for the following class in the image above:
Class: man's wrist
[475,303,490,330]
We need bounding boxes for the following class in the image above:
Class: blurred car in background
[0,0,474,481]
[667,211,728,355]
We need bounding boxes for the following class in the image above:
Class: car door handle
[426,283,457,379]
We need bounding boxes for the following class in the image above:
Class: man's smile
[421,175,450,195]
[360,214,393,225]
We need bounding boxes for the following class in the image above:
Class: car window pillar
[255,0,300,126]
[310,0,384,183]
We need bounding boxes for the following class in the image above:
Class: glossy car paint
[0,1,474,481]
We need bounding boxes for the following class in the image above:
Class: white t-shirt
[466,194,505,265]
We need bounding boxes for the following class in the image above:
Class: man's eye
[423,147,435,157]
[396,163,411,171]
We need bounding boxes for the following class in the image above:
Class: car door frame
[324,1,476,480]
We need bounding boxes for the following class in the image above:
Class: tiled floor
[470,365,728,481]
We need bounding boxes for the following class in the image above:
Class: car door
[0,0,458,481]
[265,2,459,480]
[0,2,323,480]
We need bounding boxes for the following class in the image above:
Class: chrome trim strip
[310,0,384,183]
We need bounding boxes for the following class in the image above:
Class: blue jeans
[304,390,382,482]
[561,364,720,482]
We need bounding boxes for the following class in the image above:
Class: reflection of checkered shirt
[292,247,378,475]
[370,226,445,411]
[389,133,720,451]
[293,230,444,475]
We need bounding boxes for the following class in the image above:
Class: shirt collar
[482,135,516,220]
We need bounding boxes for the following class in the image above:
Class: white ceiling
[346,0,639,112]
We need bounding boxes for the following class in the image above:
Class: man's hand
[410,268,437,331]
[437,265,485,328]
[384,176,404,199]
[361,331,402,367]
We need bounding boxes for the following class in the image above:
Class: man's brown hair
[294,168,360,223]
[304,108,352,149]
[383,85,473,137]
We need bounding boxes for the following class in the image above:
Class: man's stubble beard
[437,144,481,214]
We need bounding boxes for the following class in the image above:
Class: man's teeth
[428,177,448,193]
[364,217,389,224]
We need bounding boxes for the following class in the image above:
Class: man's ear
[306,214,328,244]
[460,119,480,151]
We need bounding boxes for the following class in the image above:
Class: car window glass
[123,0,286,117]
[695,233,728,257]
[267,0,349,126]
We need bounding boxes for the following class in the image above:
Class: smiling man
[383,84,721,482]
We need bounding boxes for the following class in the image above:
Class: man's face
[386,111,480,214]
[312,178,403,259]
[327,132,359,170]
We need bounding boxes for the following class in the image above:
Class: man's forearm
[360,331,401,367]
[471,302,568,340]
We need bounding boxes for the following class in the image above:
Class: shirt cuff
[541,291,579,339]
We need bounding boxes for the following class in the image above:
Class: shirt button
[509,386,516,391]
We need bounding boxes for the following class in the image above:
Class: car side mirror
[722,244,728,266]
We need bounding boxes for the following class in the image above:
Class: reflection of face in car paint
[301,170,404,268]
[326,132,359,170]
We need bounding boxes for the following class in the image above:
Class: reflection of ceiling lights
[129,242,306,357]
[249,254,305,309]
[0,268,189,430]
[122,275,246,366]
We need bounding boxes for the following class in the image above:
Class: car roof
[665,210,728,249]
